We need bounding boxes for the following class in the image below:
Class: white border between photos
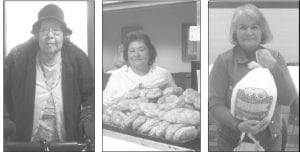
[201,0,209,152]
[95,0,102,152]
[1,0,4,151]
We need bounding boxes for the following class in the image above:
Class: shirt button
[273,134,278,138]
[271,121,274,124]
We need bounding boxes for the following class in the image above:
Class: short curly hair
[123,31,157,65]
[229,4,273,45]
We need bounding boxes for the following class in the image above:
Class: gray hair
[229,4,273,45]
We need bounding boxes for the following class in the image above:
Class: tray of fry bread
[103,85,200,146]
[103,123,200,150]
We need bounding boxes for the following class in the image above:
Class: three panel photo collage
[1,0,299,151]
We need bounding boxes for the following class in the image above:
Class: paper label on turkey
[234,88,273,120]
[231,67,277,121]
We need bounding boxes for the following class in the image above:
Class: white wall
[103,2,197,72]
[209,8,299,64]
[5,1,88,55]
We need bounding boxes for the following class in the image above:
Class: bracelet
[80,113,94,121]
[82,105,93,110]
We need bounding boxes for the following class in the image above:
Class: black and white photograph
[102,0,200,151]
[2,0,299,151]
[3,1,95,151]
[208,1,299,151]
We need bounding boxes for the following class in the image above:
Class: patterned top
[31,52,66,142]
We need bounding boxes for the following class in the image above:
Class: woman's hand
[80,118,95,143]
[143,78,169,89]
[4,118,16,140]
[248,61,262,69]
[256,49,277,69]
[237,118,270,135]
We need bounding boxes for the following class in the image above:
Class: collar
[234,45,265,64]
[126,65,154,75]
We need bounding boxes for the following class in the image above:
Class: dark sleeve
[269,51,298,106]
[209,55,240,130]
[4,52,14,120]
[77,52,95,121]
[4,104,16,139]
[4,52,17,139]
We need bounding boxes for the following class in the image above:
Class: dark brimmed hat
[31,4,72,35]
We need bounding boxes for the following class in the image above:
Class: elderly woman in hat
[209,4,297,151]
[4,4,94,143]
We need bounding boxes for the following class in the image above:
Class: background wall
[5,1,88,55]
[209,7,299,64]
[103,2,197,72]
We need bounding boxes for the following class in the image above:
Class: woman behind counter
[209,4,297,151]
[104,31,176,105]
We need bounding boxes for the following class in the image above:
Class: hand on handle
[237,118,270,135]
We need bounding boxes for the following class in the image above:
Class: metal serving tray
[4,141,93,152]
[103,123,200,151]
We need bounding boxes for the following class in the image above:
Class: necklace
[37,50,62,67]
[38,54,62,89]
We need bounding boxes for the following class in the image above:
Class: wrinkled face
[38,19,64,54]
[128,40,150,68]
[236,15,262,52]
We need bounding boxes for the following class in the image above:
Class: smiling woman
[124,32,156,76]
[235,17,262,52]
[103,31,177,105]
[127,41,151,75]
[229,4,272,53]
[209,4,298,152]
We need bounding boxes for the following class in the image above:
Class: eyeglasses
[128,47,148,53]
[39,28,63,36]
